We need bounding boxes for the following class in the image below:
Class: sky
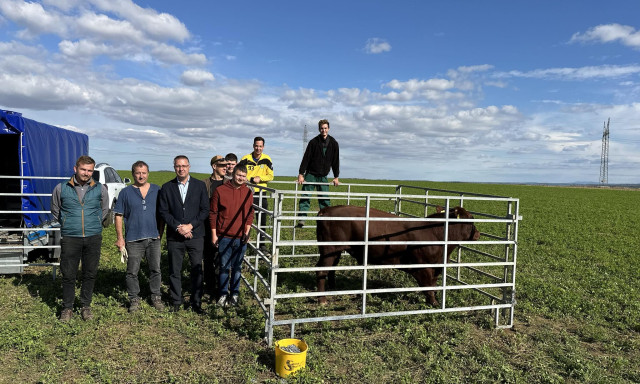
[1,0,639,184]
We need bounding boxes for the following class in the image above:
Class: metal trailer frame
[242,182,521,346]
[0,175,66,277]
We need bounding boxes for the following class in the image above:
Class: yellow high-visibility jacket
[239,153,274,192]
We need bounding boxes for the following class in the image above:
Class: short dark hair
[75,155,95,167]
[131,160,149,173]
[318,119,330,129]
[225,153,238,162]
[233,163,248,175]
[253,136,265,145]
[173,155,189,165]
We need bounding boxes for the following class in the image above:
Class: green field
[1,174,638,383]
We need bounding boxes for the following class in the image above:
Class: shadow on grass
[11,266,128,310]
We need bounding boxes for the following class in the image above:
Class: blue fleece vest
[59,179,103,237]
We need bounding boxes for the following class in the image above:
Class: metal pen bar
[271,303,513,326]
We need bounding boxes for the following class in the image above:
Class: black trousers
[203,230,220,296]
[167,237,204,306]
[253,195,268,232]
[60,234,102,309]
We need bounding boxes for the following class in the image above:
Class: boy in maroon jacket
[209,164,254,307]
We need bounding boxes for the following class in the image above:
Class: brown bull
[315,205,480,306]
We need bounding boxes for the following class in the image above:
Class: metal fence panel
[242,181,521,346]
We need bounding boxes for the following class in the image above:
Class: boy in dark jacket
[296,119,340,227]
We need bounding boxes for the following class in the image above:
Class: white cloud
[76,12,146,44]
[89,0,189,42]
[455,64,494,73]
[327,88,371,106]
[0,73,95,109]
[280,88,333,109]
[181,69,215,86]
[151,43,207,65]
[0,0,68,38]
[59,39,119,58]
[570,23,640,49]
[0,0,202,67]
[386,78,455,92]
[498,64,640,80]
[364,38,391,54]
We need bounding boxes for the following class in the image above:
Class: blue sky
[1,0,639,183]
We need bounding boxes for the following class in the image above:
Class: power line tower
[302,124,309,154]
[599,118,610,185]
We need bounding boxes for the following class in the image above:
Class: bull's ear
[453,207,461,219]
[436,205,445,213]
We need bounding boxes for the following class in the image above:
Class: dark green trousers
[299,174,330,216]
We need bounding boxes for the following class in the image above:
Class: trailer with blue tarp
[0,109,88,273]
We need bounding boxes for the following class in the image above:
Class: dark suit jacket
[158,176,210,241]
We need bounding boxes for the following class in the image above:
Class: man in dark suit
[158,155,210,314]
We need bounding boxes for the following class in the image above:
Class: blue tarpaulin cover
[0,110,89,227]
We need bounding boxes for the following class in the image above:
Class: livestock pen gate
[0,175,65,276]
[244,182,521,346]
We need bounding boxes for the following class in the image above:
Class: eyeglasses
[174,165,189,169]
[142,199,146,211]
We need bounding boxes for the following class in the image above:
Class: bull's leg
[410,268,439,307]
[316,251,340,305]
[327,254,342,291]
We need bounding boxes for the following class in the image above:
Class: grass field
[1,173,638,383]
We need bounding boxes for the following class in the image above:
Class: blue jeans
[218,237,247,297]
[167,237,204,306]
[125,238,162,301]
[60,234,102,309]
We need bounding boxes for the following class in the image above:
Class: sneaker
[191,304,204,315]
[216,295,228,307]
[128,298,141,313]
[151,296,165,311]
[170,304,181,312]
[295,222,305,229]
[59,308,73,322]
[80,307,94,321]
[229,294,239,307]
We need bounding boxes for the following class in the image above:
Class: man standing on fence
[51,155,109,322]
[158,155,209,314]
[296,119,340,228]
[114,160,165,313]
[210,164,253,307]
[238,137,273,253]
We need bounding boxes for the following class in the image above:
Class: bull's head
[436,206,481,241]
[454,207,481,241]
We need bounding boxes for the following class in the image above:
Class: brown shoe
[151,296,165,311]
[80,306,94,321]
[59,308,73,322]
[128,298,141,313]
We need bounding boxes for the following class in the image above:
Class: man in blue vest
[51,155,109,322]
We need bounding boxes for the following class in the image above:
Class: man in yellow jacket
[238,136,273,253]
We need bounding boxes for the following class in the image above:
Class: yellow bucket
[275,338,308,377]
